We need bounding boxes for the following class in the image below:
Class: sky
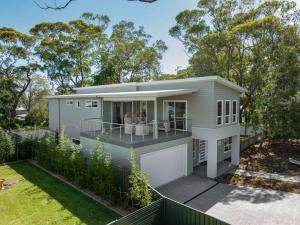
[0,0,198,74]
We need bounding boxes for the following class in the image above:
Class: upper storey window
[232,100,238,123]
[225,100,231,124]
[217,100,223,126]
[85,100,98,108]
[66,100,73,106]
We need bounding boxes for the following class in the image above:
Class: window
[75,100,81,108]
[66,100,73,106]
[225,100,231,124]
[232,100,238,123]
[85,100,98,108]
[224,137,232,152]
[216,100,223,126]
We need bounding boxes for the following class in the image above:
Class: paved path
[187,183,300,225]
[230,169,300,183]
[157,175,217,203]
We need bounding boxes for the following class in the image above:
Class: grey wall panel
[214,82,240,128]
[152,81,215,129]
[59,98,102,140]
[103,101,112,123]
[48,99,59,132]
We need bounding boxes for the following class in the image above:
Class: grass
[218,174,300,194]
[0,162,120,225]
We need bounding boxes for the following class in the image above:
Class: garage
[140,144,187,188]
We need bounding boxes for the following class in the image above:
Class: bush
[0,128,15,163]
[129,149,152,208]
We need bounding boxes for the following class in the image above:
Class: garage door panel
[140,144,187,187]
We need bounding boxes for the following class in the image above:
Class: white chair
[158,120,171,133]
[135,124,150,136]
[124,114,134,134]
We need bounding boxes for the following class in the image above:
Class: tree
[22,75,51,114]
[34,0,158,10]
[0,27,38,123]
[94,20,167,84]
[170,0,300,130]
[31,15,105,93]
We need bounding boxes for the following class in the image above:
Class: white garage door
[140,144,187,188]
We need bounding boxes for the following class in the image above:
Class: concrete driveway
[186,183,300,225]
[156,175,217,203]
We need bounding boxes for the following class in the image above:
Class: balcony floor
[80,128,191,148]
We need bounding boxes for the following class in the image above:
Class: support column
[231,134,240,166]
[207,137,218,178]
[154,98,158,139]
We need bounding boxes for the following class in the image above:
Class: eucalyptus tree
[34,0,158,10]
[170,0,300,130]
[93,20,167,84]
[0,27,38,121]
[30,15,107,93]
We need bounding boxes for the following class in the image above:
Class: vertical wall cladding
[138,81,216,129]
[48,99,60,131]
[59,98,102,140]
[214,82,240,128]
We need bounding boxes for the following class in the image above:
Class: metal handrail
[80,118,192,145]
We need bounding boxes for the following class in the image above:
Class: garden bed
[239,140,300,176]
[218,174,300,194]
[0,162,120,225]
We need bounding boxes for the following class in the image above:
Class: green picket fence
[108,197,230,225]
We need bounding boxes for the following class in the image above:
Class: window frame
[75,100,81,108]
[216,100,223,126]
[85,100,99,108]
[224,100,231,125]
[232,100,238,123]
[66,99,74,106]
[224,137,232,152]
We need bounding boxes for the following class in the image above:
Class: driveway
[186,183,300,225]
[156,175,217,203]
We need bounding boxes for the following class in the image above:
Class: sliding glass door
[164,101,187,131]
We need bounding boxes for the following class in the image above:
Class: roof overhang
[46,89,198,101]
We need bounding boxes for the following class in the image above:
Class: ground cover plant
[0,162,119,225]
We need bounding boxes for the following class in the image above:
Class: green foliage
[89,137,113,196]
[25,103,48,127]
[0,28,39,124]
[129,149,152,207]
[170,0,300,138]
[0,128,15,163]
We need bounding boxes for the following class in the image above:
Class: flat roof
[46,89,198,100]
[73,76,247,93]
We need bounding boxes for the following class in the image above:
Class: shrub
[0,128,15,163]
[129,149,152,208]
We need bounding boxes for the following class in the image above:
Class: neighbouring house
[47,76,246,187]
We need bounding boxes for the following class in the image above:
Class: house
[47,76,246,187]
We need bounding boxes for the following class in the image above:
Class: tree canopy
[169,0,300,138]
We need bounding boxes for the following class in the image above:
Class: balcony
[80,118,192,148]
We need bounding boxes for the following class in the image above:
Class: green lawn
[0,162,120,225]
